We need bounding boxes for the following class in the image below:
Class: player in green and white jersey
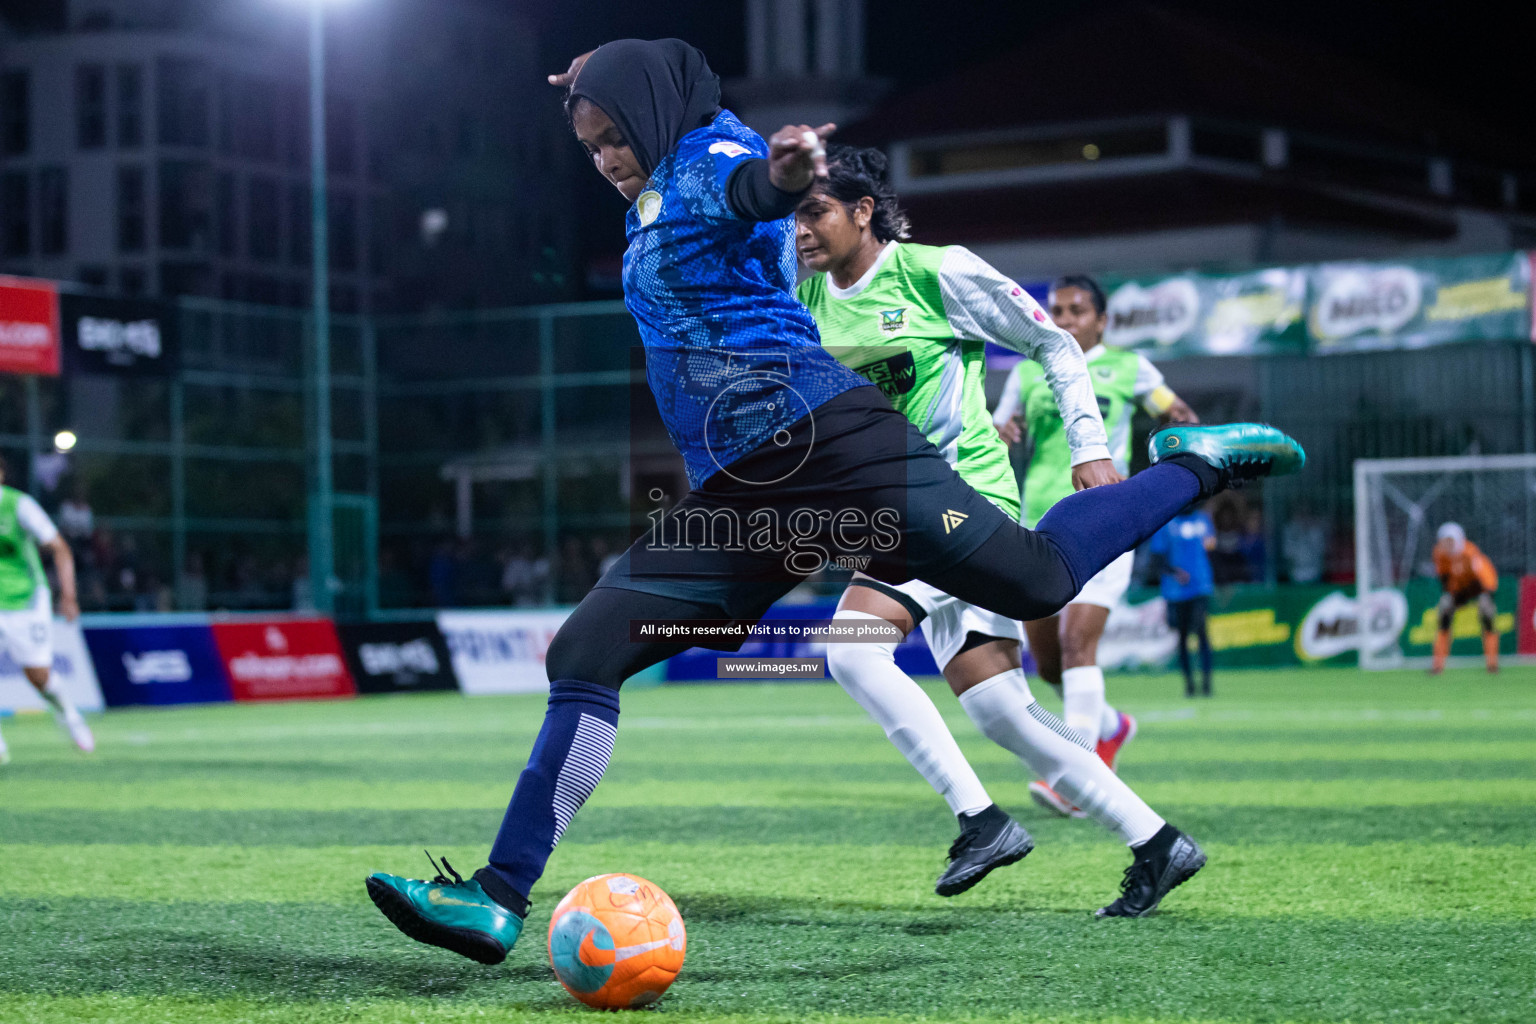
[993,276,1197,817]
[795,147,1205,913]
[0,454,93,764]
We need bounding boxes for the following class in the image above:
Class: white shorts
[1071,550,1135,610]
[854,575,1020,672]
[0,592,52,670]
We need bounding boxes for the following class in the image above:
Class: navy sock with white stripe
[483,679,621,904]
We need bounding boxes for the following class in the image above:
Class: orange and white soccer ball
[547,873,686,1009]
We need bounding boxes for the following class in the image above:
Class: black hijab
[568,38,722,178]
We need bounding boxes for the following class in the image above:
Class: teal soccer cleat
[366,853,524,964]
[1148,423,1305,489]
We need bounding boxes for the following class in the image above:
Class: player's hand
[1072,459,1122,490]
[1165,398,1200,425]
[58,594,79,622]
[767,123,836,193]
[995,419,1023,445]
[547,50,596,88]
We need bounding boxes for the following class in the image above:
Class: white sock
[1061,665,1106,740]
[827,611,992,817]
[1099,702,1123,741]
[41,680,80,723]
[958,670,1164,846]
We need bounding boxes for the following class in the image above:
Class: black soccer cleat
[934,805,1034,897]
[1096,824,1206,918]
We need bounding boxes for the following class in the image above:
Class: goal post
[1353,453,1536,669]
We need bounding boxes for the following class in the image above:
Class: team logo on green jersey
[878,308,907,333]
[857,352,916,398]
[1095,365,1115,380]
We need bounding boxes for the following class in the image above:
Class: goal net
[1354,453,1536,669]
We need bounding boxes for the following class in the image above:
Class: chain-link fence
[4,293,1532,618]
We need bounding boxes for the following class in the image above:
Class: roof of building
[845,2,1523,167]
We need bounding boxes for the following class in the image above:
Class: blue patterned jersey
[622,110,870,487]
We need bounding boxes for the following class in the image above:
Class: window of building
[247,176,280,261]
[157,57,210,147]
[281,84,306,170]
[158,160,212,249]
[119,266,147,295]
[117,65,143,147]
[327,95,355,177]
[1,171,31,255]
[216,172,237,257]
[39,167,68,255]
[221,73,278,162]
[1,71,29,156]
[287,182,311,266]
[159,260,212,297]
[368,195,389,274]
[76,64,107,149]
[117,166,146,251]
[329,191,356,271]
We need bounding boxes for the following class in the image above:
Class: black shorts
[594,386,1011,623]
[1166,595,1209,633]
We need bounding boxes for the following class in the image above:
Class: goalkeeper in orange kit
[1430,522,1499,674]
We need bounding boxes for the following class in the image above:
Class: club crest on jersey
[942,509,968,533]
[636,190,663,226]
[878,308,907,333]
[1096,366,1115,380]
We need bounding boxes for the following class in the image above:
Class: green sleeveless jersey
[1003,345,1165,528]
[0,486,49,611]
[798,243,1108,520]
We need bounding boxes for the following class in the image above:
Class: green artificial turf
[2,668,1532,1022]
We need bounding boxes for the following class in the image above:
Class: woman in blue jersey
[366,38,1303,965]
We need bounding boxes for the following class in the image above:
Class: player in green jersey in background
[0,454,93,764]
[993,276,1198,817]
[796,147,1206,915]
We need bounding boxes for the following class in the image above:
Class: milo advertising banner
[1102,267,1307,357]
[1306,252,1530,353]
[1097,578,1519,671]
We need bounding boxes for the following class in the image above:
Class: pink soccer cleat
[1028,780,1085,818]
[1096,712,1137,772]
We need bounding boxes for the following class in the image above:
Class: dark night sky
[524,0,1534,129]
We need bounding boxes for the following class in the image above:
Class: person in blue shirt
[364,38,1303,963]
[1147,505,1217,697]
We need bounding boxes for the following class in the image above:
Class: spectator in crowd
[178,553,209,611]
[1282,501,1328,584]
[58,481,94,541]
[428,540,458,607]
[378,546,416,609]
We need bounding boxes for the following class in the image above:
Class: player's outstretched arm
[934,246,1113,487]
[45,535,78,622]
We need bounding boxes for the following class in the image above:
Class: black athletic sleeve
[726,159,810,222]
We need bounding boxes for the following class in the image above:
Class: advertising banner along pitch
[0,276,61,376]
[60,293,179,375]
[338,620,459,694]
[84,621,233,707]
[0,617,104,712]
[1307,252,1531,353]
[1102,267,1308,357]
[436,609,568,695]
[209,618,356,702]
